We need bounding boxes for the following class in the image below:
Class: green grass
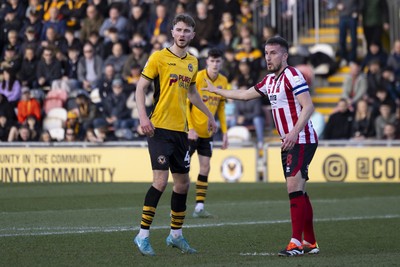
[1,183,400,266]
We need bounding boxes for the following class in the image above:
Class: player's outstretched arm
[202,79,260,101]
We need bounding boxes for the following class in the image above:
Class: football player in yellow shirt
[187,48,229,218]
[133,14,217,256]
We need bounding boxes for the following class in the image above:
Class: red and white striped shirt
[254,66,318,144]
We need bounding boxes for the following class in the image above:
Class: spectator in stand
[20,26,40,58]
[122,34,148,81]
[40,7,67,41]
[19,9,43,41]
[65,111,82,139]
[64,127,77,142]
[17,87,41,124]
[38,26,61,56]
[4,30,21,55]
[126,4,148,40]
[365,59,383,105]
[221,47,238,84]
[62,46,81,91]
[381,66,400,105]
[39,130,54,142]
[147,3,170,45]
[59,29,82,56]
[102,27,129,60]
[336,0,360,66]
[93,78,133,138]
[361,0,389,50]
[87,31,106,59]
[11,124,33,142]
[218,11,236,35]
[386,40,400,80]
[59,0,88,32]
[73,93,98,139]
[370,87,396,119]
[103,42,128,77]
[36,47,63,90]
[80,4,104,43]
[217,27,235,53]
[361,42,388,71]
[92,0,108,18]
[0,4,23,51]
[232,24,258,52]
[1,44,22,73]
[374,101,396,139]
[234,36,263,72]
[99,5,129,44]
[5,0,28,22]
[24,0,44,20]
[0,111,18,142]
[25,114,41,141]
[350,99,375,140]
[192,1,215,51]
[77,42,103,92]
[0,93,17,123]
[235,1,253,32]
[0,67,22,107]
[341,61,367,110]
[98,64,116,101]
[382,123,399,140]
[323,98,354,140]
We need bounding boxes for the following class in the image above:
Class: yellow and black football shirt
[187,69,228,138]
[141,48,198,132]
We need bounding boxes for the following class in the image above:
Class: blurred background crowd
[0,0,399,144]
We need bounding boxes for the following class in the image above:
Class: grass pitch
[1,182,399,266]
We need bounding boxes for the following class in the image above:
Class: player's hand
[221,133,228,150]
[281,131,297,151]
[202,79,217,93]
[139,117,155,137]
[188,129,198,141]
[208,117,218,135]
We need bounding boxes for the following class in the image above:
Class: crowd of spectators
[0,0,398,144]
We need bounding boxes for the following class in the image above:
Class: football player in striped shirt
[202,36,320,256]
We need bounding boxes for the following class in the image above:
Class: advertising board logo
[323,154,348,182]
[221,156,243,182]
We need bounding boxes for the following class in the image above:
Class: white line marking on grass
[0,214,399,238]
[239,252,277,256]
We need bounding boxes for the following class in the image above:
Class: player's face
[171,21,195,49]
[264,44,288,73]
[206,56,223,74]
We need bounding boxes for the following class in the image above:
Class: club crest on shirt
[188,63,193,72]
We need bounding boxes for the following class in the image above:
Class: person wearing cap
[17,87,41,124]
[1,44,22,73]
[92,78,133,138]
[122,33,148,81]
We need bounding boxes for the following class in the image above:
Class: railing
[253,0,333,46]
[387,0,400,46]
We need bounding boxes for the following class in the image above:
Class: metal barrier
[253,0,332,45]
[387,0,400,46]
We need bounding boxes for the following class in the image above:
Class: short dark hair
[265,36,289,53]
[208,48,223,58]
[172,14,196,29]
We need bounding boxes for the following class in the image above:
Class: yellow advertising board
[266,146,400,182]
[0,146,257,183]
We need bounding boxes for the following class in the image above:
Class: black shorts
[147,128,190,173]
[189,137,213,157]
[281,143,318,180]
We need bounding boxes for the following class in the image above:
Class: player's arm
[135,76,154,136]
[216,100,228,149]
[282,91,315,151]
[186,98,198,140]
[202,79,260,100]
[188,83,217,134]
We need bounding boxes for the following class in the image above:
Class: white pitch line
[0,214,399,238]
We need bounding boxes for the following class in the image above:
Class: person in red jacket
[17,87,41,124]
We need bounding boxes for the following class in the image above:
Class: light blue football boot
[134,235,155,256]
[166,234,197,254]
